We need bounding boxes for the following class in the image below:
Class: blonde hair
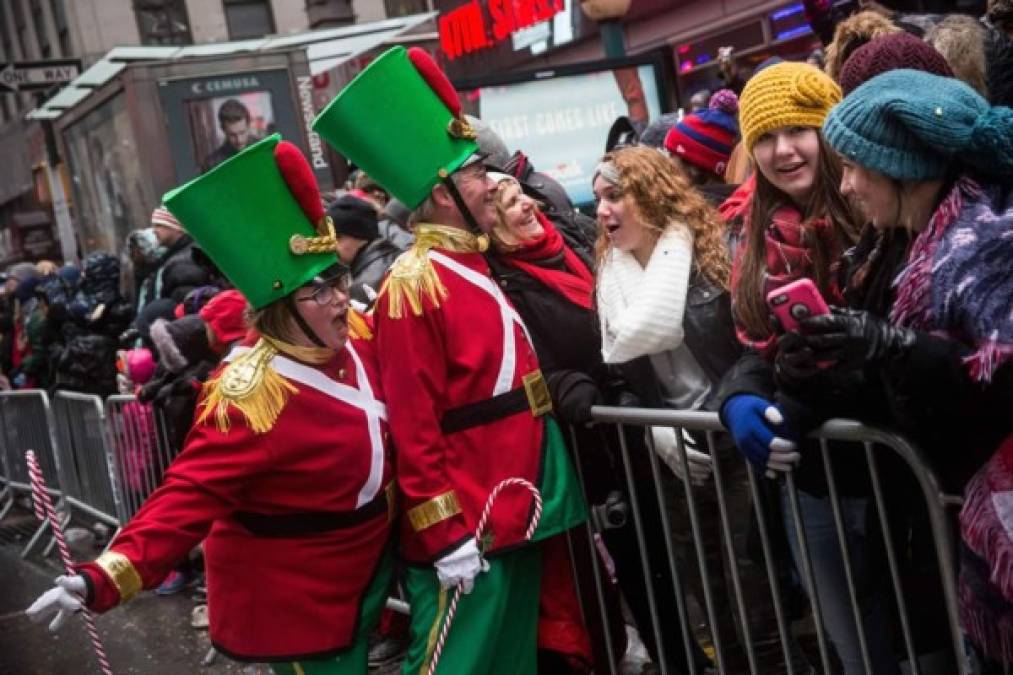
[925,15,989,98]
[824,11,901,80]
[490,176,543,251]
[594,146,731,289]
[246,300,295,343]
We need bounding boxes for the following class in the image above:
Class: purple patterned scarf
[891,176,1013,383]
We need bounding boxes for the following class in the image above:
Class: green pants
[402,546,542,675]
[271,547,394,675]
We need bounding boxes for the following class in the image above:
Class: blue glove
[721,394,800,475]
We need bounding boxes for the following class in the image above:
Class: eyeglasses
[295,274,351,306]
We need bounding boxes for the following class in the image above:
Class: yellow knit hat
[739,62,842,152]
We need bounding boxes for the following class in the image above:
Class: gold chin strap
[378,224,489,319]
[262,334,333,365]
[289,215,339,255]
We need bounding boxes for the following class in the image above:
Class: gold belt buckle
[522,369,553,417]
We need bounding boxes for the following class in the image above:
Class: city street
[0,505,401,674]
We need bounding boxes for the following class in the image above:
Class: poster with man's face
[159,70,311,184]
[184,91,276,174]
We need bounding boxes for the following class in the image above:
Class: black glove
[773,331,820,392]
[546,370,603,425]
[799,307,917,370]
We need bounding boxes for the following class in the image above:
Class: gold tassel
[377,223,485,319]
[380,247,448,319]
[197,339,297,434]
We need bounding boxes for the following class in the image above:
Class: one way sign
[0,59,81,93]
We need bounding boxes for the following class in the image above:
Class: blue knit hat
[823,69,1013,181]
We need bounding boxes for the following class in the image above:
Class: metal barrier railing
[0,390,68,557]
[0,391,970,673]
[104,395,178,522]
[52,391,122,532]
[571,406,967,675]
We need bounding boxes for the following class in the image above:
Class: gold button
[272,280,282,290]
[338,368,346,379]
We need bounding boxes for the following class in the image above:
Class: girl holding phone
[714,62,899,674]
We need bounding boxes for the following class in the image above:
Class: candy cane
[427,477,542,675]
[27,450,114,675]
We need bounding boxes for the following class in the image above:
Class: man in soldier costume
[314,47,586,674]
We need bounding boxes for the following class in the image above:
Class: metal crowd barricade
[52,391,122,535]
[104,395,179,522]
[0,390,67,556]
[570,406,967,675]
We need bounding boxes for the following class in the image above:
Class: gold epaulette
[379,246,448,319]
[377,223,488,320]
[197,339,297,434]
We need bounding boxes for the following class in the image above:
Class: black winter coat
[142,235,211,304]
[486,239,622,504]
[785,226,1013,493]
[349,237,403,306]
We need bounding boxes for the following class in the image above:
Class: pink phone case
[766,279,830,332]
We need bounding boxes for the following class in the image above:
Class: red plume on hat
[406,47,476,141]
[273,140,325,226]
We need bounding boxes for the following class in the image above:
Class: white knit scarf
[597,224,694,364]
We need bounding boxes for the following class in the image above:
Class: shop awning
[27,11,436,121]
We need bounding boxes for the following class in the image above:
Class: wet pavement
[0,505,403,675]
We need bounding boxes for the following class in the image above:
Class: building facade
[0,0,435,265]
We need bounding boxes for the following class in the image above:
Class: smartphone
[766,278,830,333]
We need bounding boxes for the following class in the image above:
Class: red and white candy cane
[27,450,114,675]
[427,477,542,675]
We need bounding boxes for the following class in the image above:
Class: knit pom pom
[969,106,1013,178]
[709,89,739,115]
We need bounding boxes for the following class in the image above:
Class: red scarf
[725,182,845,356]
[498,212,594,310]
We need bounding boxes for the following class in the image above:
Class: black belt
[440,385,530,434]
[233,485,392,538]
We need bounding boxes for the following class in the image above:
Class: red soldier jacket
[77,333,394,662]
[375,225,557,563]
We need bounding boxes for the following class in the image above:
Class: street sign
[0,59,81,93]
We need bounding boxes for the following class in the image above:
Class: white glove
[434,539,488,594]
[649,426,713,485]
[26,574,87,631]
[763,407,801,477]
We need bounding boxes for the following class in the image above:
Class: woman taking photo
[27,136,394,675]
[793,69,1012,672]
[715,62,897,674]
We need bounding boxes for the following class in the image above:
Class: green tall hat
[162,134,339,309]
[312,46,479,209]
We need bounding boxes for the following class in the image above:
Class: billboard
[157,70,315,185]
[458,57,667,205]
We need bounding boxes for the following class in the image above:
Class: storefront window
[63,95,157,255]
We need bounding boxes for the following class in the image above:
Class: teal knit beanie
[823,69,1013,181]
